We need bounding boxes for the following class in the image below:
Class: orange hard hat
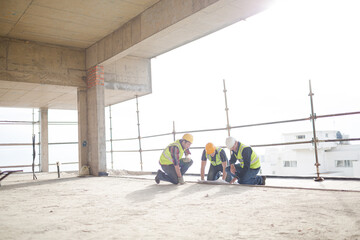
[205,142,216,155]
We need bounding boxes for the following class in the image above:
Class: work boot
[155,170,161,184]
[261,176,266,185]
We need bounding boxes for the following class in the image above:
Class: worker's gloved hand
[230,177,238,184]
[178,176,185,184]
[181,156,191,163]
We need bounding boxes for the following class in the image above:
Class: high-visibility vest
[234,142,260,169]
[206,147,223,166]
[159,140,184,165]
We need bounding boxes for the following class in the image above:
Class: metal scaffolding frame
[107,80,360,181]
[1,81,360,180]
[0,111,78,170]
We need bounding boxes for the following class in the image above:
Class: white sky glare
[144,0,360,143]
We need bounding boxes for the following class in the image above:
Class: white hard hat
[226,136,236,149]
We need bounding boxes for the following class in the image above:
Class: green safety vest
[206,147,223,166]
[234,142,260,169]
[159,140,185,165]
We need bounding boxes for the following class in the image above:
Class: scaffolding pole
[136,96,143,171]
[32,109,37,180]
[109,106,114,169]
[223,79,231,137]
[173,121,176,141]
[309,80,324,182]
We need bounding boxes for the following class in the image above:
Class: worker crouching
[200,142,231,183]
[225,136,266,185]
[155,134,193,185]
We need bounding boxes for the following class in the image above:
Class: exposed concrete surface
[0,0,160,48]
[0,0,273,109]
[90,0,274,68]
[86,85,106,176]
[0,37,86,87]
[1,172,360,240]
[0,37,85,109]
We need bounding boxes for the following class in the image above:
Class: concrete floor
[1,172,360,240]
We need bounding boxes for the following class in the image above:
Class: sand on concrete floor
[0,173,360,240]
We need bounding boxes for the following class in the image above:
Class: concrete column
[40,108,49,172]
[86,65,107,176]
[77,88,88,172]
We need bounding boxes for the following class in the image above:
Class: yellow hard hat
[205,142,216,155]
[182,133,193,144]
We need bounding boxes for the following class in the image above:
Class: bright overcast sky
[123,0,360,152]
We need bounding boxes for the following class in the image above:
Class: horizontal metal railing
[1,81,360,180]
[107,111,360,151]
[0,118,79,171]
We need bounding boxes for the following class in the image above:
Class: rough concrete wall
[0,37,86,88]
[104,56,151,92]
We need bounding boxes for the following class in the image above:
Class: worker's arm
[230,176,238,184]
[219,149,229,180]
[201,161,207,180]
[174,165,182,178]
[228,163,238,184]
[200,150,207,180]
[170,146,182,177]
[229,153,237,165]
[221,161,227,180]
[230,163,236,174]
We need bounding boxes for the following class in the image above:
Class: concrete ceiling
[0,0,160,48]
[0,0,160,110]
[0,0,273,110]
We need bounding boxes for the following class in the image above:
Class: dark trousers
[225,164,263,185]
[158,159,193,184]
[207,164,232,183]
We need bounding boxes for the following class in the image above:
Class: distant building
[261,130,360,177]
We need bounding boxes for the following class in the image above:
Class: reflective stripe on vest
[235,142,260,169]
[159,140,185,165]
[206,147,223,166]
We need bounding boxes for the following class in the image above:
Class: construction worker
[225,136,266,185]
[155,133,194,185]
[200,142,231,182]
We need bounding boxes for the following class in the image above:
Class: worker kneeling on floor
[155,133,193,185]
[200,142,232,183]
[225,136,266,185]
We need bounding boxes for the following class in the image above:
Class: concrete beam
[85,0,219,68]
[103,56,152,104]
[0,37,86,88]
[85,0,273,68]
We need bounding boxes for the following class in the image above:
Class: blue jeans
[158,159,193,184]
[207,164,232,183]
[225,164,263,185]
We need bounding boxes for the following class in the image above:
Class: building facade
[262,130,360,177]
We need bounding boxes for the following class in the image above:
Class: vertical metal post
[223,79,231,136]
[109,106,114,169]
[135,96,143,171]
[56,162,60,178]
[172,121,176,141]
[37,109,41,172]
[308,80,324,182]
[32,109,37,180]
